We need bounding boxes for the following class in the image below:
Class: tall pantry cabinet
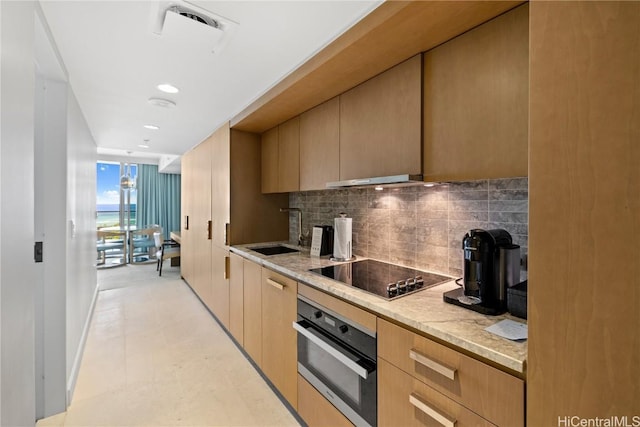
[528,1,640,424]
[181,122,289,326]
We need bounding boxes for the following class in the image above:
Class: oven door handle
[293,321,370,379]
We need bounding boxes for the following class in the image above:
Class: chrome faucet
[280,207,303,246]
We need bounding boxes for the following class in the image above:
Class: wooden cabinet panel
[261,126,279,194]
[242,259,262,367]
[300,97,340,191]
[528,2,640,424]
[229,253,244,345]
[297,375,353,427]
[423,4,528,181]
[298,283,377,333]
[261,268,298,409]
[210,246,230,329]
[191,137,213,308]
[180,149,194,284]
[379,359,494,427]
[277,116,300,193]
[210,123,230,248]
[378,318,524,427]
[339,54,422,181]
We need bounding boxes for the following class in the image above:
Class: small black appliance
[311,225,334,256]
[444,229,519,315]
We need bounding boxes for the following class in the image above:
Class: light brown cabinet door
[297,375,353,427]
[242,259,262,367]
[180,149,194,284]
[210,123,230,248]
[228,253,244,345]
[528,2,640,424]
[378,318,523,427]
[423,4,528,181]
[191,137,213,308]
[278,116,300,192]
[379,359,495,427]
[261,126,279,193]
[210,246,230,329]
[261,268,298,409]
[300,97,340,191]
[339,54,422,181]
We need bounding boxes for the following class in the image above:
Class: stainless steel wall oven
[293,295,377,427]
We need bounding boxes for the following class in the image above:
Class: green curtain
[137,164,181,239]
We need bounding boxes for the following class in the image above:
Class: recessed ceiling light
[138,144,149,149]
[148,98,176,108]
[143,124,159,130]
[157,83,179,94]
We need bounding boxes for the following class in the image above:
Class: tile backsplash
[287,177,528,278]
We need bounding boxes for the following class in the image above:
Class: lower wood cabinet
[378,318,524,427]
[210,246,230,329]
[298,374,353,427]
[242,259,262,367]
[261,268,298,409]
[229,253,244,345]
[379,358,494,427]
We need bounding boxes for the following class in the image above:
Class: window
[96,161,137,229]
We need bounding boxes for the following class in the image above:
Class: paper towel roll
[333,214,352,261]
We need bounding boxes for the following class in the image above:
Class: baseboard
[66,282,100,405]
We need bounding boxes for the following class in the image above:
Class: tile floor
[37,262,300,426]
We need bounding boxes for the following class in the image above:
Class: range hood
[326,174,424,189]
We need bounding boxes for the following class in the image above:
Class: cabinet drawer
[378,319,523,427]
[297,374,353,427]
[379,359,494,427]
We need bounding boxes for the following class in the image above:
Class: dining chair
[130,226,161,264]
[96,230,126,267]
[153,231,180,276]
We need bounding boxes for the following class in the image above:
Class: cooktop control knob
[339,325,348,334]
[314,311,322,319]
[406,278,416,290]
[415,275,424,288]
[397,280,407,293]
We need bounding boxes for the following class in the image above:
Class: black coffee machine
[444,229,520,315]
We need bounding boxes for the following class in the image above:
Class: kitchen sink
[251,245,300,256]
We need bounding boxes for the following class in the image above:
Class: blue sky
[96,162,136,205]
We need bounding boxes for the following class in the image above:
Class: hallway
[38,263,300,426]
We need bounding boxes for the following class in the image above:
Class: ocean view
[97,204,136,228]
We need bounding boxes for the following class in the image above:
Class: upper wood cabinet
[261,127,279,193]
[339,54,422,181]
[299,97,340,191]
[261,117,300,193]
[423,4,529,182]
[278,117,300,192]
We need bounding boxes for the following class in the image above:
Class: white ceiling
[39,0,380,172]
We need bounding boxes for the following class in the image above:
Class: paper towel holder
[330,213,356,262]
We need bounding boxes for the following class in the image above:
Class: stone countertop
[231,242,527,375]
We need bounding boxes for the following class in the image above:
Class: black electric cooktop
[309,259,450,300]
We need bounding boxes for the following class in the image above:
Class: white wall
[65,88,98,402]
[0,1,37,425]
[1,3,98,423]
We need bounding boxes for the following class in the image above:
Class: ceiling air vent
[150,1,238,54]
[168,5,219,30]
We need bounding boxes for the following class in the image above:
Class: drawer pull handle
[267,278,285,291]
[409,349,456,380]
[409,393,456,427]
